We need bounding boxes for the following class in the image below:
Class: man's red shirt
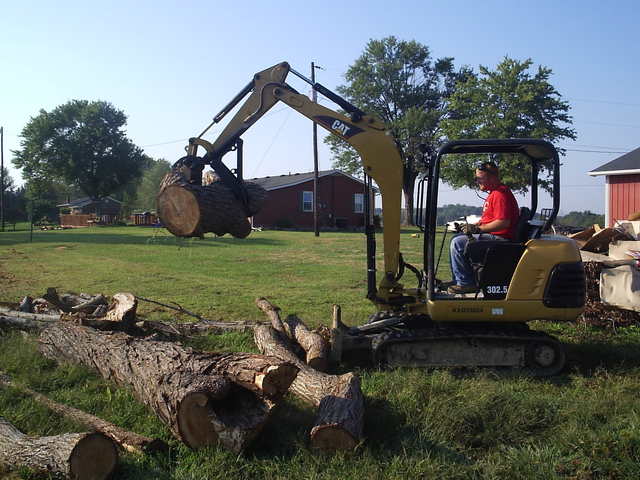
[480,184,519,240]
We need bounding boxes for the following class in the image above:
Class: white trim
[302,191,313,212]
[588,169,640,177]
[353,193,364,213]
[605,176,610,227]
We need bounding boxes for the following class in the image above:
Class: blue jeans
[449,234,508,286]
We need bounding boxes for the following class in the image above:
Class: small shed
[58,196,122,227]
[249,169,375,229]
[588,147,640,226]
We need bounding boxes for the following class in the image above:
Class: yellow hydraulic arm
[185,62,405,303]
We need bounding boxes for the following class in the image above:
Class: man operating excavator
[448,161,520,294]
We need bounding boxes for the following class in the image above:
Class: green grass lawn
[1,226,640,479]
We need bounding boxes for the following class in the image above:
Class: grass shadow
[0,230,285,248]
[363,396,471,465]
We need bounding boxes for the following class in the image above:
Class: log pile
[254,298,363,451]
[157,162,267,238]
[578,262,640,328]
[1,288,365,479]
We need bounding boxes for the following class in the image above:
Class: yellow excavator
[177,62,586,376]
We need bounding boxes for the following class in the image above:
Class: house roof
[247,169,377,191]
[57,196,123,208]
[588,147,640,176]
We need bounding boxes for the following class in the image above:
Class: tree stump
[157,166,267,238]
[38,323,298,452]
[0,417,117,480]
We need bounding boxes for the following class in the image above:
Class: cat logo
[331,120,351,136]
[313,115,364,138]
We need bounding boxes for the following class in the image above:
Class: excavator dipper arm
[186,62,404,303]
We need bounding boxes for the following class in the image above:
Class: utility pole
[1,126,4,232]
[311,62,324,237]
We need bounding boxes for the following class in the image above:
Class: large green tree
[440,57,576,193]
[13,100,147,199]
[326,36,469,224]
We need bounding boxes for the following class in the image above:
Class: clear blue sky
[2,0,639,214]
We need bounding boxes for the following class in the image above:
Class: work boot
[437,279,456,290]
[448,284,477,294]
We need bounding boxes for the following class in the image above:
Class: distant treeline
[556,211,605,229]
[397,205,604,229]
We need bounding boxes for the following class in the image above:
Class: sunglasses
[476,162,498,172]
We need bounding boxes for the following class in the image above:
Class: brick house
[57,196,122,227]
[588,147,640,226]
[249,169,375,229]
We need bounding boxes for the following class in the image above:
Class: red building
[249,169,375,229]
[589,147,640,226]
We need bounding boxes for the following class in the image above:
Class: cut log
[0,307,61,322]
[157,164,267,239]
[104,292,137,325]
[0,372,166,455]
[283,315,329,372]
[71,294,108,313]
[0,313,49,332]
[38,323,298,452]
[0,417,117,480]
[19,296,33,312]
[253,325,363,451]
[255,298,329,372]
[138,319,255,338]
[43,287,72,313]
[256,297,286,333]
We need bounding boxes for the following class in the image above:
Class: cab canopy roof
[438,139,558,161]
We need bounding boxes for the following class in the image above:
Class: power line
[577,120,640,129]
[141,138,189,148]
[249,110,293,178]
[568,97,640,108]
[564,148,627,154]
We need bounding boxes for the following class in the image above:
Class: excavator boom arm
[187,62,404,301]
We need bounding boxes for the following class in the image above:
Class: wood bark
[0,307,61,322]
[0,313,52,331]
[139,319,255,338]
[255,298,329,372]
[253,325,363,451]
[283,315,329,372]
[0,417,118,480]
[157,166,267,239]
[38,323,298,452]
[0,372,166,455]
[70,294,108,314]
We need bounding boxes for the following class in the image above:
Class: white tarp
[600,265,640,312]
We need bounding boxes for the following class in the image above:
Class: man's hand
[463,223,481,235]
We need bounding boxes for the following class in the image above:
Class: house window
[354,193,364,213]
[302,191,313,212]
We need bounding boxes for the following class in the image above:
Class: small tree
[325,37,469,224]
[13,100,147,200]
[4,187,27,229]
[441,57,576,193]
[133,158,172,211]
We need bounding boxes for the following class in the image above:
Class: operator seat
[463,206,532,299]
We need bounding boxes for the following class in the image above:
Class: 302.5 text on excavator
[162,61,586,376]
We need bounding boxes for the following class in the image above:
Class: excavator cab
[425,139,562,302]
